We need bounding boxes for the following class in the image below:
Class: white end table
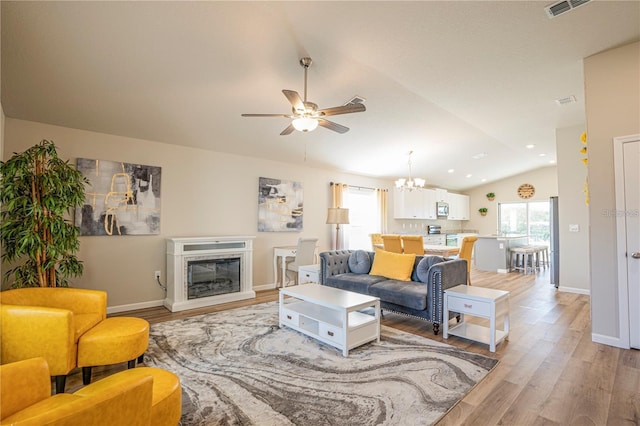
[298,264,320,284]
[443,285,510,352]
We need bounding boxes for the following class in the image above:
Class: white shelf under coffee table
[279,284,381,357]
[443,284,510,352]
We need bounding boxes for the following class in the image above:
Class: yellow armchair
[0,288,107,393]
[0,357,177,426]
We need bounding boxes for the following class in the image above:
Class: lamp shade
[326,207,349,224]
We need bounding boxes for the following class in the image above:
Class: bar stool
[510,246,538,274]
[530,245,549,268]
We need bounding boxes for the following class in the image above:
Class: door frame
[613,133,640,349]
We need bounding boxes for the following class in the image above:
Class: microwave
[436,202,449,218]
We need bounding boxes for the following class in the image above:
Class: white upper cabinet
[394,188,467,220]
[435,188,449,203]
[448,193,470,220]
[393,187,427,219]
[423,189,437,220]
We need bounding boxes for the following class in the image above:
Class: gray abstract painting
[258,177,303,232]
[75,158,161,236]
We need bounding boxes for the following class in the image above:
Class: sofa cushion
[369,250,416,281]
[348,250,372,274]
[416,256,447,283]
[368,280,428,310]
[324,273,386,294]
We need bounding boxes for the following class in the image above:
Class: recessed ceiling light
[471,152,488,160]
[539,153,547,157]
[466,174,472,178]
[448,169,455,173]
[526,144,535,149]
[549,160,556,164]
[481,178,487,182]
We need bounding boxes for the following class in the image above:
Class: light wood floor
[85,267,639,425]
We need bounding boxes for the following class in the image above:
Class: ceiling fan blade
[317,103,366,117]
[282,90,305,113]
[280,124,295,135]
[241,113,291,118]
[318,119,349,134]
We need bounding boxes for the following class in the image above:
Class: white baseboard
[107,299,165,314]
[557,285,590,295]
[253,283,278,292]
[592,333,630,349]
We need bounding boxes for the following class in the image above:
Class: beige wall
[584,41,640,345]
[556,125,590,294]
[4,118,392,311]
[464,166,558,236]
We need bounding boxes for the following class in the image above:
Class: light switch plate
[569,224,580,232]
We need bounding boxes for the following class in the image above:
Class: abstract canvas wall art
[258,177,303,232]
[75,158,161,236]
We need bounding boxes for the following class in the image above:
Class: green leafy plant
[0,140,88,288]
[478,207,488,214]
[486,192,495,200]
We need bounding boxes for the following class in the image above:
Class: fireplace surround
[165,236,256,312]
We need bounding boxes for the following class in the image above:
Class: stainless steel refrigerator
[550,196,559,287]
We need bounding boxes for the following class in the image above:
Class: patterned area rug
[145,302,498,425]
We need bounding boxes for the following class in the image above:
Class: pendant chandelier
[395,151,425,191]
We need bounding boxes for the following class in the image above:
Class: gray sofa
[319,250,468,334]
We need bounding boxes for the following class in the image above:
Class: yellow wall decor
[580,131,589,205]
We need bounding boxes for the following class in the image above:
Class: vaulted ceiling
[2,1,639,190]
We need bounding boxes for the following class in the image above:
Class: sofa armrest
[319,250,354,284]
[426,259,468,324]
[0,357,52,421]
[0,305,76,376]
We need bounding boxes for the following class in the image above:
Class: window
[343,187,379,250]
[498,201,550,246]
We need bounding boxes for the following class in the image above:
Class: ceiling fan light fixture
[292,117,319,132]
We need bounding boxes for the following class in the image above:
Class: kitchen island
[475,235,528,273]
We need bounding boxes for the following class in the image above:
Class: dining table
[372,244,460,257]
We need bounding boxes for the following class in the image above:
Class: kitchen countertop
[478,235,528,239]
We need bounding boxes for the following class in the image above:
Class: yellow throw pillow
[369,250,416,281]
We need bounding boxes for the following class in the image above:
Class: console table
[273,245,297,287]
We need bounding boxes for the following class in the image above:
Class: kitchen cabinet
[423,189,437,219]
[435,188,448,203]
[424,234,446,245]
[393,187,426,219]
[448,193,470,220]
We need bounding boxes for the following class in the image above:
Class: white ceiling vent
[545,0,591,18]
[345,95,366,105]
[555,95,577,106]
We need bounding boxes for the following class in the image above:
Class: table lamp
[326,207,349,250]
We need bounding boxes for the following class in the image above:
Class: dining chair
[285,237,319,286]
[401,235,425,255]
[369,233,383,250]
[458,236,478,285]
[381,234,403,253]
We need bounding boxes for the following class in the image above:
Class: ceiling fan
[241,57,366,135]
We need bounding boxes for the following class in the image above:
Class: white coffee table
[443,284,510,352]
[279,284,380,356]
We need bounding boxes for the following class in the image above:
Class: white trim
[253,283,278,292]
[592,332,629,349]
[107,299,164,314]
[612,134,639,350]
[557,285,590,295]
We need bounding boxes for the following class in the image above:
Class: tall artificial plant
[0,140,88,288]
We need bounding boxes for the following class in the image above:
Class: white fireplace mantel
[165,236,256,312]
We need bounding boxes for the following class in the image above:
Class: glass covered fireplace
[187,257,240,299]
[165,236,256,312]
